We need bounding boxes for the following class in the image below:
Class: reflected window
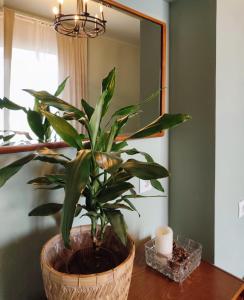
[9,14,58,135]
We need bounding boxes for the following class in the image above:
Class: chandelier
[52,0,107,38]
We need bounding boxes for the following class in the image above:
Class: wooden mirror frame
[0,0,166,154]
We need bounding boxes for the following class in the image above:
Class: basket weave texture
[41,225,135,300]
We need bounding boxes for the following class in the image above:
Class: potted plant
[0,69,190,300]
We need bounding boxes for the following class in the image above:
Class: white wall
[215,0,244,278]
[0,1,169,299]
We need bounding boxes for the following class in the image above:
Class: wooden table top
[128,244,244,300]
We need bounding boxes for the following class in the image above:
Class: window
[9,48,58,133]
[2,13,58,139]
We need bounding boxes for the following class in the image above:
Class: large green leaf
[23,89,84,118]
[122,159,169,180]
[106,116,129,152]
[111,105,138,119]
[42,110,81,148]
[61,150,91,248]
[0,133,15,143]
[95,152,122,173]
[0,154,36,188]
[43,118,51,141]
[125,194,164,198]
[28,176,53,185]
[46,174,66,184]
[121,148,164,191]
[105,210,127,246]
[0,131,32,142]
[89,90,108,147]
[150,179,164,192]
[37,148,71,160]
[128,114,191,139]
[34,155,68,166]
[101,68,116,116]
[121,197,140,217]
[27,174,65,190]
[62,111,85,121]
[107,170,132,185]
[0,97,27,112]
[122,148,154,163]
[97,182,134,203]
[103,203,134,212]
[112,141,128,152]
[29,203,63,216]
[110,90,160,121]
[81,99,94,120]
[27,110,45,141]
[54,77,69,97]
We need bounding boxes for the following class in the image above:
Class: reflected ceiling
[3,0,140,45]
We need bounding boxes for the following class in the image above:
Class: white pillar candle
[155,226,173,258]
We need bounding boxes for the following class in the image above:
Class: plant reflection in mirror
[0,77,69,144]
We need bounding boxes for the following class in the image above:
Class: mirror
[0,0,165,151]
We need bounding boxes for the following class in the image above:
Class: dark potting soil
[57,247,125,275]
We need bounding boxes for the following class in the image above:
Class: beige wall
[88,35,140,133]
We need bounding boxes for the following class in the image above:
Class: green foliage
[29,203,63,216]
[89,90,108,148]
[42,110,81,149]
[61,150,92,248]
[128,113,191,139]
[101,68,116,116]
[105,210,127,246]
[122,159,169,180]
[0,154,36,188]
[0,77,70,143]
[54,77,69,97]
[23,89,84,119]
[0,68,191,248]
[0,97,27,112]
[27,110,45,142]
[81,99,94,120]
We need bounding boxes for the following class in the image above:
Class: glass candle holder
[145,235,202,283]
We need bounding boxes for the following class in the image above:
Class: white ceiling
[3,0,140,45]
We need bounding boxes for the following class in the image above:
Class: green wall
[169,0,216,262]
[170,0,244,278]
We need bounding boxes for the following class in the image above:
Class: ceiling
[3,0,140,45]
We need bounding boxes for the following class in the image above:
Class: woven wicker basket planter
[41,225,135,300]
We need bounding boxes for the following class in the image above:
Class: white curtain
[2,9,88,133]
[57,34,88,109]
[9,13,58,133]
[3,7,14,130]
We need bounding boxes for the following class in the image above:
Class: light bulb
[53,6,59,15]
[58,0,64,4]
[100,5,103,13]
[75,15,79,20]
